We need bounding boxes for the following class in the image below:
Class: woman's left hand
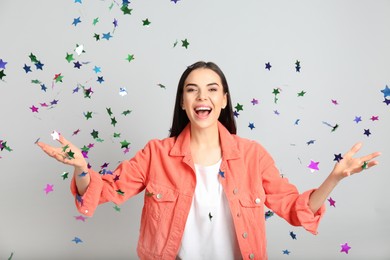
[332,142,381,180]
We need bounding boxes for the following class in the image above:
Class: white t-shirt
[177,159,241,259]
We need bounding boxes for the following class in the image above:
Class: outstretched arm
[37,134,90,196]
[309,142,381,213]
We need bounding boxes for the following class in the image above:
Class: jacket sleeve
[260,147,326,235]
[70,141,154,217]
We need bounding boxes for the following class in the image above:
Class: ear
[222,93,228,109]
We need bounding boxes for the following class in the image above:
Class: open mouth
[194,106,212,118]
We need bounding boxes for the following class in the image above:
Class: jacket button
[249,253,255,259]
[242,232,248,239]
[255,198,261,204]
[233,188,238,194]
[156,193,162,199]
[84,209,88,214]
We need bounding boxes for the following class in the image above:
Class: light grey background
[1,0,389,259]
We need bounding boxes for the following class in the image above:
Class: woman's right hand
[36,132,88,171]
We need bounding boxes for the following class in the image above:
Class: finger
[360,151,382,163]
[58,134,70,146]
[344,142,362,158]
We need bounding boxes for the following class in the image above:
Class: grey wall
[1,0,389,259]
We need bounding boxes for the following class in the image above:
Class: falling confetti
[44,184,54,194]
[181,38,190,49]
[289,231,297,240]
[328,197,336,207]
[340,242,351,254]
[307,160,320,173]
[119,87,128,96]
[72,237,83,244]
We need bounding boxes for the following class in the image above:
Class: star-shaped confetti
[295,60,301,72]
[353,116,362,123]
[0,59,7,69]
[72,237,83,244]
[72,17,82,26]
[67,150,75,159]
[111,117,117,127]
[92,17,99,25]
[121,5,133,15]
[297,90,306,97]
[102,32,112,40]
[218,169,225,178]
[29,53,38,63]
[54,73,64,83]
[23,64,32,73]
[93,33,100,41]
[91,129,99,139]
[30,105,39,113]
[74,215,87,222]
[370,115,379,121]
[51,130,60,140]
[44,184,54,194]
[364,129,371,137]
[340,242,351,254]
[307,160,319,173]
[93,66,101,73]
[106,107,113,116]
[0,69,6,80]
[265,62,271,70]
[119,87,128,96]
[84,111,93,120]
[289,231,297,240]
[333,153,343,162]
[181,38,190,49]
[122,109,132,115]
[35,61,44,70]
[61,172,69,180]
[272,88,281,103]
[113,205,121,212]
[235,103,243,112]
[282,250,290,255]
[328,197,336,207]
[142,18,151,26]
[306,140,316,145]
[126,54,135,62]
[97,76,104,83]
[250,98,259,105]
[265,210,274,220]
[381,85,390,98]
[120,140,130,149]
[248,122,255,130]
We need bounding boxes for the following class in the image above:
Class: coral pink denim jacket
[71,122,325,260]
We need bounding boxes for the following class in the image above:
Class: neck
[190,123,220,149]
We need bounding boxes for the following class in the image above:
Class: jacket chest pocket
[144,184,179,221]
[238,191,266,225]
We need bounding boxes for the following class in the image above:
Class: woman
[37,61,381,259]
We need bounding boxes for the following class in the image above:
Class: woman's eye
[209,88,217,92]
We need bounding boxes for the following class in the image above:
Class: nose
[196,89,208,100]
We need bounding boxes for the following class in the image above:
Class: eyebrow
[184,82,220,88]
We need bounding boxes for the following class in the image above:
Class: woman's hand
[332,142,381,181]
[36,133,88,171]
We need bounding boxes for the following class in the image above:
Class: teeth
[195,107,211,111]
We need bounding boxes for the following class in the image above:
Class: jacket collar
[169,121,240,160]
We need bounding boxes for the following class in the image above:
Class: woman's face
[182,68,227,131]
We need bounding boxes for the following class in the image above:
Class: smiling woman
[37,61,381,260]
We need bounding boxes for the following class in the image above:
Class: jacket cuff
[70,169,103,217]
[295,189,326,235]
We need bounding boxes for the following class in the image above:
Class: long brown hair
[169,61,236,137]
